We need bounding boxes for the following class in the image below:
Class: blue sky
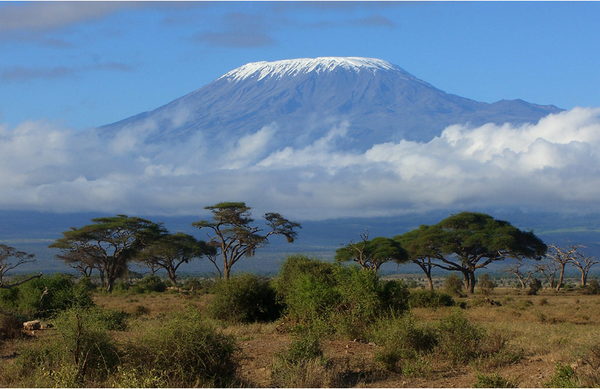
[1,1,599,131]
[1,2,600,220]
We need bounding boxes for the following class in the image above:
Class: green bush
[478,273,497,296]
[182,277,215,294]
[436,310,485,365]
[208,274,282,323]
[0,274,94,318]
[275,256,407,339]
[5,307,120,387]
[583,279,600,295]
[132,275,167,294]
[444,273,466,297]
[124,311,239,387]
[408,289,455,309]
[527,278,542,295]
[544,363,579,388]
[271,333,339,388]
[368,313,436,372]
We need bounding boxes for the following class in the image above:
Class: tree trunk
[468,272,476,294]
[427,275,434,291]
[556,265,566,292]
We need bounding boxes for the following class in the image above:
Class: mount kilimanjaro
[100,57,562,150]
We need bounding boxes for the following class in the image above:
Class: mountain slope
[100,57,562,149]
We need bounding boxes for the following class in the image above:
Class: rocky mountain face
[100,57,562,150]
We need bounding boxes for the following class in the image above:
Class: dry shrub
[0,312,22,341]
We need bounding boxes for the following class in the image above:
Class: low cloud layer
[1,107,599,220]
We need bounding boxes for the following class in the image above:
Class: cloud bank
[1,107,599,220]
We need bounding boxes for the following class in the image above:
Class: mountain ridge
[100,57,563,147]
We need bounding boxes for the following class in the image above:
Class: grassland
[2,277,600,388]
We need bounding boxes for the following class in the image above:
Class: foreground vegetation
[2,255,600,388]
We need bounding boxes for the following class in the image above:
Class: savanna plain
[2,257,600,389]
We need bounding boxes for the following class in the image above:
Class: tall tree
[436,212,547,294]
[394,225,446,290]
[545,244,582,291]
[137,232,216,285]
[50,215,164,292]
[0,244,41,289]
[192,202,300,280]
[335,231,408,272]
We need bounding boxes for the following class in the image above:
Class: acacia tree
[535,259,561,289]
[136,232,216,285]
[504,262,538,289]
[50,215,164,292]
[192,202,301,280]
[568,246,599,286]
[545,244,582,291]
[395,225,446,290]
[436,212,547,294]
[0,244,41,289]
[335,231,408,272]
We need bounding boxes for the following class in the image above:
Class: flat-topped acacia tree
[436,212,547,294]
[192,202,301,280]
[50,215,164,293]
[335,231,408,273]
[0,244,40,289]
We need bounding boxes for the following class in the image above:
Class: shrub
[208,274,282,323]
[0,312,23,342]
[544,363,579,388]
[436,310,485,365]
[583,279,600,295]
[408,289,455,309]
[271,333,339,387]
[473,372,517,388]
[276,256,407,339]
[478,273,497,296]
[444,274,466,297]
[132,275,167,294]
[6,307,121,387]
[367,313,436,372]
[124,311,239,387]
[527,278,542,295]
[0,274,93,318]
[182,277,215,294]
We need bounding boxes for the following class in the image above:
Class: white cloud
[0,108,599,219]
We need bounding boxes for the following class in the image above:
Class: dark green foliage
[282,334,324,364]
[473,372,517,388]
[335,234,408,272]
[208,273,282,323]
[182,277,215,294]
[408,289,455,308]
[0,274,93,318]
[444,273,466,297]
[124,311,239,387]
[132,275,167,294]
[527,278,542,295]
[381,279,411,312]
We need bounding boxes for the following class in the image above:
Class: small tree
[50,215,164,293]
[335,231,408,272]
[444,273,466,297]
[527,278,542,295]
[478,273,497,296]
[504,262,537,289]
[0,244,41,289]
[545,244,582,292]
[568,247,599,286]
[192,202,300,280]
[395,225,446,290]
[535,259,560,289]
[136,232,216,285]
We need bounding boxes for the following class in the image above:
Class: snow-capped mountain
[100,57,562,150]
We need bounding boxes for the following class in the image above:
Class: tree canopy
[335,232,408,272]
[49,215,164,292]
[396,212,547,293]
[192,202,301,280]
[0,244,40,289]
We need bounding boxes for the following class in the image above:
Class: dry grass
[2,286,600,388]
